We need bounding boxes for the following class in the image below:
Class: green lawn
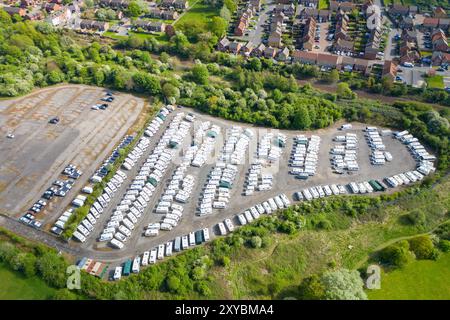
[318,0,329,10]
[426,75,445,89]
[0,263,56,300]
[175,0,220,26]
[367,252,450,300]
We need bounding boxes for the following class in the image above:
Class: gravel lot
[77,107,419,262]
[0,85,146,221]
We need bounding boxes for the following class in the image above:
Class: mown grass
[0,263,56,300]
[367,252,450,300]
[175,0,219,26]
[210,177,450,299]
[426,75,445,89]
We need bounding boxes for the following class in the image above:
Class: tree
[166,275,181,293]
[127,1,143,17]
[403,209,426,226]
[223,0,237,12]
[292,104,311,129]
[209,17,228,38]
[336,82,356,100]
[320,268,367,300]
[220,5,231,21]
[298,274,325,300]
[408,235,438,260]
[324,69,339,84]
[250,236,262,248]
[191,64,209,85]
[132,72,161,95]
[378,240,413,268]
[162,82,180,100]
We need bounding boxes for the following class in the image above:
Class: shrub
[408,235,438,260]
[250,236,262,248]
[403,210,426,226]
[378,240,413,268]
[438,239,450,252]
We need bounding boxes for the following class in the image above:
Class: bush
[297,274,325,300]
[438,239,450,252]
[408,235,438,260]
[403,210,426,226]
[250,236,262,248]
[378,240,413,268]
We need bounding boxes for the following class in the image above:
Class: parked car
[49,117,60,124]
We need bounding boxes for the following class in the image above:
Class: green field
[368,252,450,300]
[426,75,445,89]
[0,263,56,300]
[318,0,329,10]
[210,177,450,299]
[175,0,220,26]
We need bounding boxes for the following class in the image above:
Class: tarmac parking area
[0,85,146,219]
[78,108,419,259]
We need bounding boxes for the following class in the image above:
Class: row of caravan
[72,170,127,243]
[114,228,210,280]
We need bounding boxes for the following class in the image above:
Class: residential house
[277,47,290,61]
[99,0,129,9]
[431,51,450,66]
[160,0,189,10]
[291,50,318,64]
[234,21,246,36]
[382,60,397,80]
[439,18,450,31]
[399,41,416,56]
[334,38,354,53]
[316,53,341,68]
[134,20,166,32]
[400,50,420,65]
[300,8,317,19]
[44,3,62,13]
[229,41,242,55]
[409,5,418,16]
[298,0,319,7]
[432,29,449,52]
[252,43,266,57]
[399,16,414,29]
[364,27,381,59]
[20,0,35,8]
[264,46,278,59]
[329,1,339,11]
[389,4,409,16]
[80,19,110,32]
[25,11,43,20]
[433,7,447,19]
[318,10,331,22]
[302,17,316,51]
[268,30,283,48]
[217,37,230,52]
[3,6,26,16]
[334,12,350,41]
[241,41,255,57]
[339,1,355,13]
[401,29,417,43]
[422,18,440,30]
[47,8,72,26]
[274,4,295,17]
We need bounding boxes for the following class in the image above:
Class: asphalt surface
[62,108,418,263]
[0,85,145,222]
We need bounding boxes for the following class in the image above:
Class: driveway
[384,27,400,61]
[242,0,275,44]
